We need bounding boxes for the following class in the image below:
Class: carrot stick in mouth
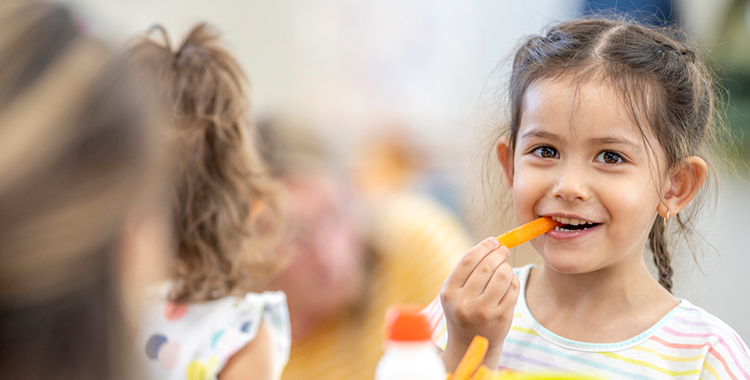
[496,216,559,249]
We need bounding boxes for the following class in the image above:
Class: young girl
[128,25,290,380]
[426,18,750,378]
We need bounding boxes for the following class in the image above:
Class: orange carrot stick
[453,335,489,380]
[496,216,558,249]
[469,365,493,380]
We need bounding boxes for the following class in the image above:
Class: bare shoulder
[218,320,274,380]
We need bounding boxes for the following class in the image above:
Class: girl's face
[504,78,668,274]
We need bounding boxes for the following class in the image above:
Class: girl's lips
[546,223,601,240]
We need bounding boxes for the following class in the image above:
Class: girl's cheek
[514,167,547,195]
[511,177,539,216]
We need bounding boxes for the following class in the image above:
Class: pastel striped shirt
[425,265,750,379]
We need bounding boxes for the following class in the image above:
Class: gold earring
[663,209,670,228]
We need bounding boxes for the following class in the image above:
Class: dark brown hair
[0,1,160,378]
[503,17,725,292]
[127,24,281,302]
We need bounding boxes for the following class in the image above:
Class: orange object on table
[469,365,493,380]
[496,217,558,249]
[451,335,489,380]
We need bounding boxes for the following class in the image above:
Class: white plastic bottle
[375,305,446,380]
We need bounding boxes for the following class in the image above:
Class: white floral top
[136,285,291,380]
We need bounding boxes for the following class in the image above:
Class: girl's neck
[525,256,678,343]
[534,259,657,306]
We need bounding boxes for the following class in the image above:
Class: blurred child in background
[258,117,472,380]
[127,25,290,380]
[352,128,464,218]
[0,1,169,379]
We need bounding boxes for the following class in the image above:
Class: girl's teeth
[551,216,594,225]
[551,216,598,233]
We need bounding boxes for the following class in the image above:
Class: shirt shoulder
[662,300,750,378]
[136,289,291,380]
[667,300,749,349]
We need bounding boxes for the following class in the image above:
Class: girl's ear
[496,137,514,188]
[658,156,708,218]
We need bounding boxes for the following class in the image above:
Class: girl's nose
[551,165,591,202]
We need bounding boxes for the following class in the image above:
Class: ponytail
[648,217,674,292]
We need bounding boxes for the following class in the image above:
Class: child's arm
[219,320,274,380]
[439,237,519,372]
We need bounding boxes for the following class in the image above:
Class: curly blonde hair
[127,24,281,302]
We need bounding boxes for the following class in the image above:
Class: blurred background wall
[54,0,749,341]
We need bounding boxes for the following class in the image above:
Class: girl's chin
[535,248,599,274]
[531,233,605,271]
[541,261,592,274]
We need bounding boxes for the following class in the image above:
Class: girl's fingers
[444,237,500,289]
[463,247,509,295]
[477,257,513,303]
[496,273,520,309]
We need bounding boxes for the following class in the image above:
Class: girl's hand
[440,237,520,372]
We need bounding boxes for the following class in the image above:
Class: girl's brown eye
[534,146,558,159]
[596,151,623,164]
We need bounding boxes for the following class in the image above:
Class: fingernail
[488,236,500,249]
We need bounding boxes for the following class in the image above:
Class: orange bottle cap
[384,305,431,341]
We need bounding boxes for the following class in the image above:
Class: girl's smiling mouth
[546,215,602,239]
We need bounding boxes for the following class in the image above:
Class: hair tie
[146,24,172,50]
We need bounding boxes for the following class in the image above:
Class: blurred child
[258,118,473,380]
[127,25,290,380]
[427,17,750,378]
[0,2,168,379]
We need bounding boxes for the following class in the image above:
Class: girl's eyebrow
[521,130,640,149]
[520,130,561,141]
[587,137,641,149]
